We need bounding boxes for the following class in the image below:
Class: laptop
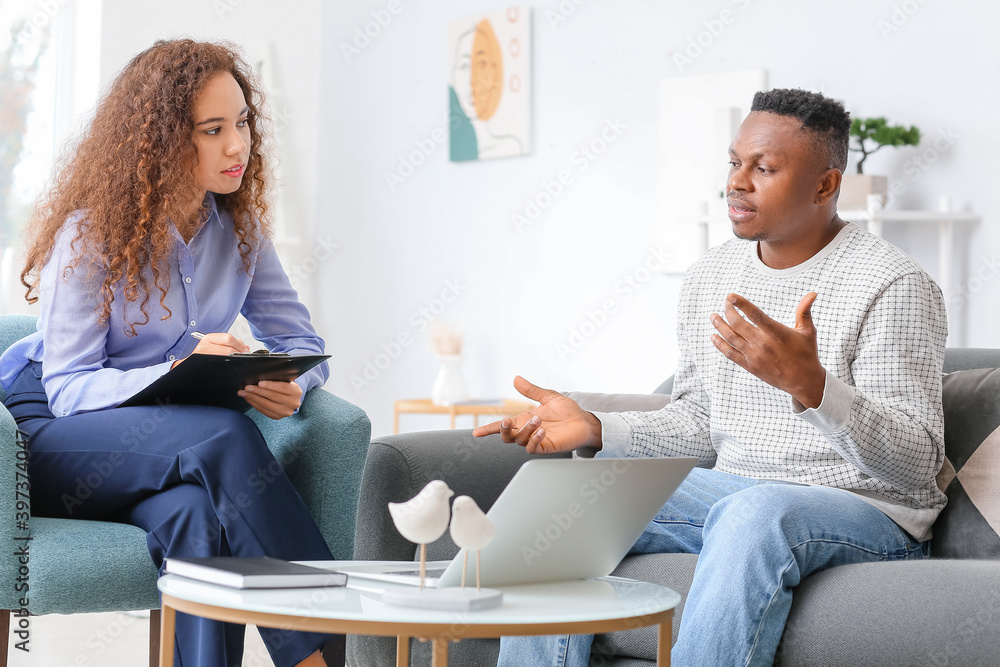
[342,456,697,589]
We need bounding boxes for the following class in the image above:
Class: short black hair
[750,88,850,172]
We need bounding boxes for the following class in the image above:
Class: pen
[191,331,206,340]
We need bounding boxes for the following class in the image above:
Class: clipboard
[119,352,330,412]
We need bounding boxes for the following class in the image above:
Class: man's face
[726,112,828,243]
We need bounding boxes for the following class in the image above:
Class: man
[474,88,948,666]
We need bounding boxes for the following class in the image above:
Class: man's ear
[816,168,842,206]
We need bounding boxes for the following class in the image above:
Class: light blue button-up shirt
[0,193,328,417]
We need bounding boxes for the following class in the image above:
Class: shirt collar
[203,191,224,229]
[167,192,225,243]
[750,222,855,278]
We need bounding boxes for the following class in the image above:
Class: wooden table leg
[394,407,400,434]
[159,606,176,667]
[657,619,671,666]
[149,609,161,667]
[431,637,449,666]
[0,610,9,667]
[396,635,409,667]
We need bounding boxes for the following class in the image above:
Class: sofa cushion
[563,391,672,413]
[776,559,1000,666]
[594,557,1000,666]
[933,368,1000,559]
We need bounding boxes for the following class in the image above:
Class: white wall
[94,1,1000,438]
[100,0,322,310]
[320,0,1000,438]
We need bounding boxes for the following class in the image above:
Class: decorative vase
[839,174,887,211]
[432,354,469,406]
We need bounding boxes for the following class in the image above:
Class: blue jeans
[498,467,929,667]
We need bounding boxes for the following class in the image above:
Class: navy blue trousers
[4,361,335,667]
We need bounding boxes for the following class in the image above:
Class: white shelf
[840,202,979,306]
[839,209,980,223]
[656,204,980,311]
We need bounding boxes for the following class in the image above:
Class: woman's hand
[239,380,303,420]
[172,332,302,418]
[172,333,249,368]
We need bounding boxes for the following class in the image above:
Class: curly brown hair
[20,38,273,336]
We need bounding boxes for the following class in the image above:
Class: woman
[0,39,334,667]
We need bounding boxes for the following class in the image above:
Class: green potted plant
[840,116,921,211]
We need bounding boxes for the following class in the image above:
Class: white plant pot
[431,354,469,406]
[839,174,887,211]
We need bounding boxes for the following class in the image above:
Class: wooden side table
[393,399,536,433]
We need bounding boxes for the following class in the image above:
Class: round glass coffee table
[157,560,681,666]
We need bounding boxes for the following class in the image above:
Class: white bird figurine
[449,495,496,591]
[388,480,454,589]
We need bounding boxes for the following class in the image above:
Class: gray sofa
[349,348,1000,666]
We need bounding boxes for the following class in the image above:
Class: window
[0,0,100,314]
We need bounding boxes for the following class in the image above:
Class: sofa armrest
[250,387,370,559]
[943,347,1000,372]
[354,430,570,562]
[564,391,671,413]
[0,404,25,608]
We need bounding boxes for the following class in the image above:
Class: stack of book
[164,557,346,589]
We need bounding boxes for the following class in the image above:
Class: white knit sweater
[595,223,948,541]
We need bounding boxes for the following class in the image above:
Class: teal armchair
[0,314,370,666]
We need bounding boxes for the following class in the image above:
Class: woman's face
[191,71,251,196]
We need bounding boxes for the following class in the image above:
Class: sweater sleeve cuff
[573,411,631,459]
[793,370,855,433]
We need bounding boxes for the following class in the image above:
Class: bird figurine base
[381,587,503,611]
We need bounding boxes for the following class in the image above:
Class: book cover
[164,557,346,589]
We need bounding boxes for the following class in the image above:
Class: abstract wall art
[448,7,531,162]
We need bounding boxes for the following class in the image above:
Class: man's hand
[710,292,826,409]
[472,376,602,455]
[239,380,303,420]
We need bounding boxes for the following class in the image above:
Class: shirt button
[185,277,192,284]
[169,355,176,361]
[190,320,196,327]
